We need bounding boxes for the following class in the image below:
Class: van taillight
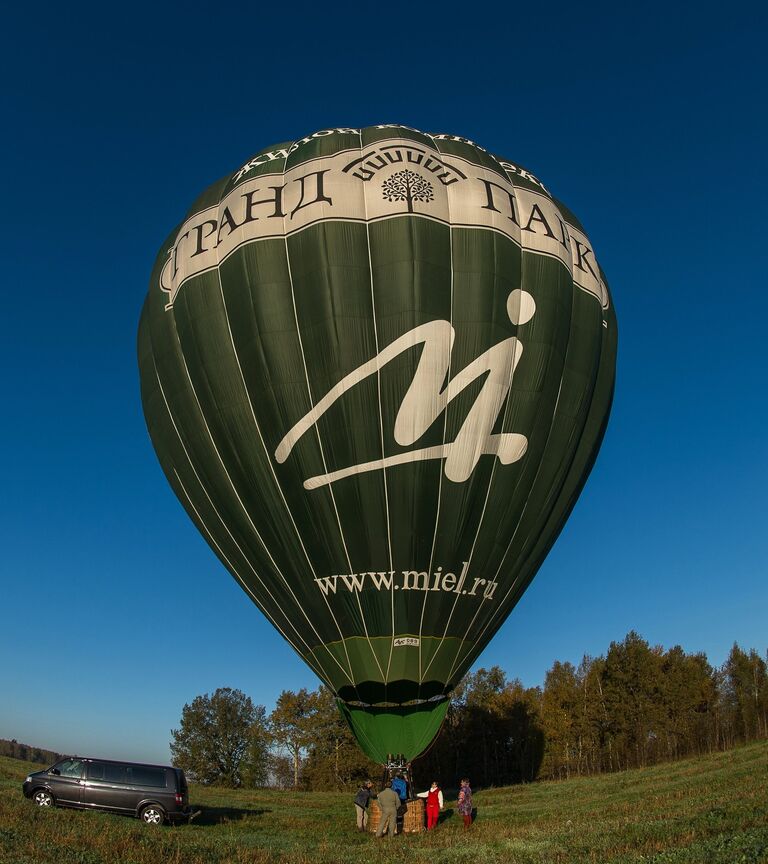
[175,792,183,805]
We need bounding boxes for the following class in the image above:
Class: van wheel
[140,804,166,825]
[33,790,54,807]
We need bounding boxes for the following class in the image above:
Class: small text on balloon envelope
[313,561,498,602]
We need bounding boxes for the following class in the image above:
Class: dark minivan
[23,757,195,825]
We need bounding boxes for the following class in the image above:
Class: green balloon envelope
[138,125,617,764]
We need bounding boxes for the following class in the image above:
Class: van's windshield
[52,759,83,778]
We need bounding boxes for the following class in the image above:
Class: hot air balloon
[138,125,616,764]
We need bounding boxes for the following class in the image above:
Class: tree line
[170,632,768,790]
[419,634,768,786]
[0,739,62,765]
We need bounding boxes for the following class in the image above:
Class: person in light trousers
[353,780,375,831]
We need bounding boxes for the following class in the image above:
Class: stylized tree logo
[382,170,435,213]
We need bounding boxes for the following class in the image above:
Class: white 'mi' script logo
[275,290,536,490]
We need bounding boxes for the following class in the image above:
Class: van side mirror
[49,768,60,776]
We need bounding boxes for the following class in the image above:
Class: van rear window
[128,766,166,787]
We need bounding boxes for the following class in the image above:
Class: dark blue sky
[2,2,766,764]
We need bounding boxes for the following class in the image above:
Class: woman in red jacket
[417,780,444,829]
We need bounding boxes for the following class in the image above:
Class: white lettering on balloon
[160,138,609,312]
[274,290,535,489]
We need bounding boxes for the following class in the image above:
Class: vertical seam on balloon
[149,349,337,682]
[416,137,454,691]
[424,303,526,685]
[422,181,528,686]
[205,169,359,691]
[154,328,342,678]
[461,273,603,673]
[460,282,579,659]
[311,136,387,690]
[407,143,530,686]
[444,215,580,683]
[359,129,396,691]
[213,239,357,691]
[281,242,379,686]
[281,138,386,688]
[441,257,543,684]
[163,240,356,688]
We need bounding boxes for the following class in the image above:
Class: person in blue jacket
[391,772,407,802]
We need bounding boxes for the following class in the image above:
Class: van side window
[86,762,105,781]
[56,759,84,778]
[104,764,128,783]
[128,766,166,787]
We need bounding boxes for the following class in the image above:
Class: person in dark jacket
[353,780,375,831]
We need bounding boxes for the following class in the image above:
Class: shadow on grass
[193,805,272,825]
[434,807,478,826]
[437,809,456,825]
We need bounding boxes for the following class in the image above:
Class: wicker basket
[368,798,425,834]
[368,800,382,834]
[402,798,425,833]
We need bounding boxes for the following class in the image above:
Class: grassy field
[0,742,766,863]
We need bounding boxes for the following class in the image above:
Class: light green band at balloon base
[337,699,450,765]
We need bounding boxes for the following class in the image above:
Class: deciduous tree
[269,688,316,789]
[302,687,379,789]
[170,687,269,787]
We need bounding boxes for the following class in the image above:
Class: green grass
[1,742,766,863]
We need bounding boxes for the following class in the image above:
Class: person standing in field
[416,780,444,829]
[391,772,407,802]
[353,780,375,832]
[457,778,473,828]
[375,782,400,838]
